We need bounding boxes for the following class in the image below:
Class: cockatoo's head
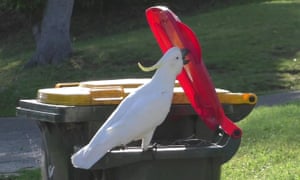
[138,47,189,75]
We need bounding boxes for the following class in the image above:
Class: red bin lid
[146,6,242,138]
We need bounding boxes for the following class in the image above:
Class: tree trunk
[25,0,74,68]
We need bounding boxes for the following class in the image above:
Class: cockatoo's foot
[111,144,128,151]
[141,130,155,150]
[142,142,158,151]
[119,144,127,150]
[149,142,158,150]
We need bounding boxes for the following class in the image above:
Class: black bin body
[17,99,243,180]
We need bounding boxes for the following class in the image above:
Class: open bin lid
[145,6,257,138]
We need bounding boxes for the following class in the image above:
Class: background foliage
[0,1,299,116]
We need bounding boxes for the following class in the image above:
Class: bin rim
[91,128,241,170]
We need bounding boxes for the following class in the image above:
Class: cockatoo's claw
[143,142,158,151]
[151,142,159,150]
[120,144,127,150]
[110,144,128,151]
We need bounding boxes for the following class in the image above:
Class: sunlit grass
[0,1,299,179]
[2,101,299,179]
[0,0,299,116]
[222,102,300,179]
[184,1,300,92]
[0,169,41,180]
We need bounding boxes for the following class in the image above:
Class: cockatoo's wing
[94,88,144,133]
[90,86,172,147]
[71,85,173,169]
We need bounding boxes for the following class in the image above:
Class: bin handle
[90,86,126,104]
[217,92,257,105]
[55,82,80,88]
[212,128,241,163]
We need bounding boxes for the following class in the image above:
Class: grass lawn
[1,101,299,180]
[0,169,40,180]
[222,101,300,179]
[0,0,299,179]
[0,0,299,116]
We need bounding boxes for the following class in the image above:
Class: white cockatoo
[71,47,189,169]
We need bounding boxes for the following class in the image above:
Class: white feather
[71,47,185,169]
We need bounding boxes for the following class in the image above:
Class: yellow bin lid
[38,78,257,106]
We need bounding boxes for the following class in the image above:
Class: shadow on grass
[222,101,300,179]
[0,1,299,116]
[185,2,300,92]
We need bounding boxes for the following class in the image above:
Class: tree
[1,0,211,68]
[24,0,74,67]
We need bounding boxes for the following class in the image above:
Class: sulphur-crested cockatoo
[71,47,189,169]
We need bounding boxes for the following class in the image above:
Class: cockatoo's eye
[176,57,179,60]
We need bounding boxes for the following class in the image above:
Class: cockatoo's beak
[181,48,190,65]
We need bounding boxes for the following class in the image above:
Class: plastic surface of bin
[38,79,257,122]
[17,99,240,180]
[17,100,114,180]
[146,6,246,138]
[16,78,250,180]
[90,127,241,180]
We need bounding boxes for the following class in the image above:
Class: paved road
[256,90,300,107]
[0,117,41,174]
[0,91,299,174]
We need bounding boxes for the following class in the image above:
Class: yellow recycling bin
[17,78,257,180]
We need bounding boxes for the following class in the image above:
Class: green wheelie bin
[17,78,257,180]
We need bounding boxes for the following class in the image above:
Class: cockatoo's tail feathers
[71,146,91,169]
[71,143,110,169]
